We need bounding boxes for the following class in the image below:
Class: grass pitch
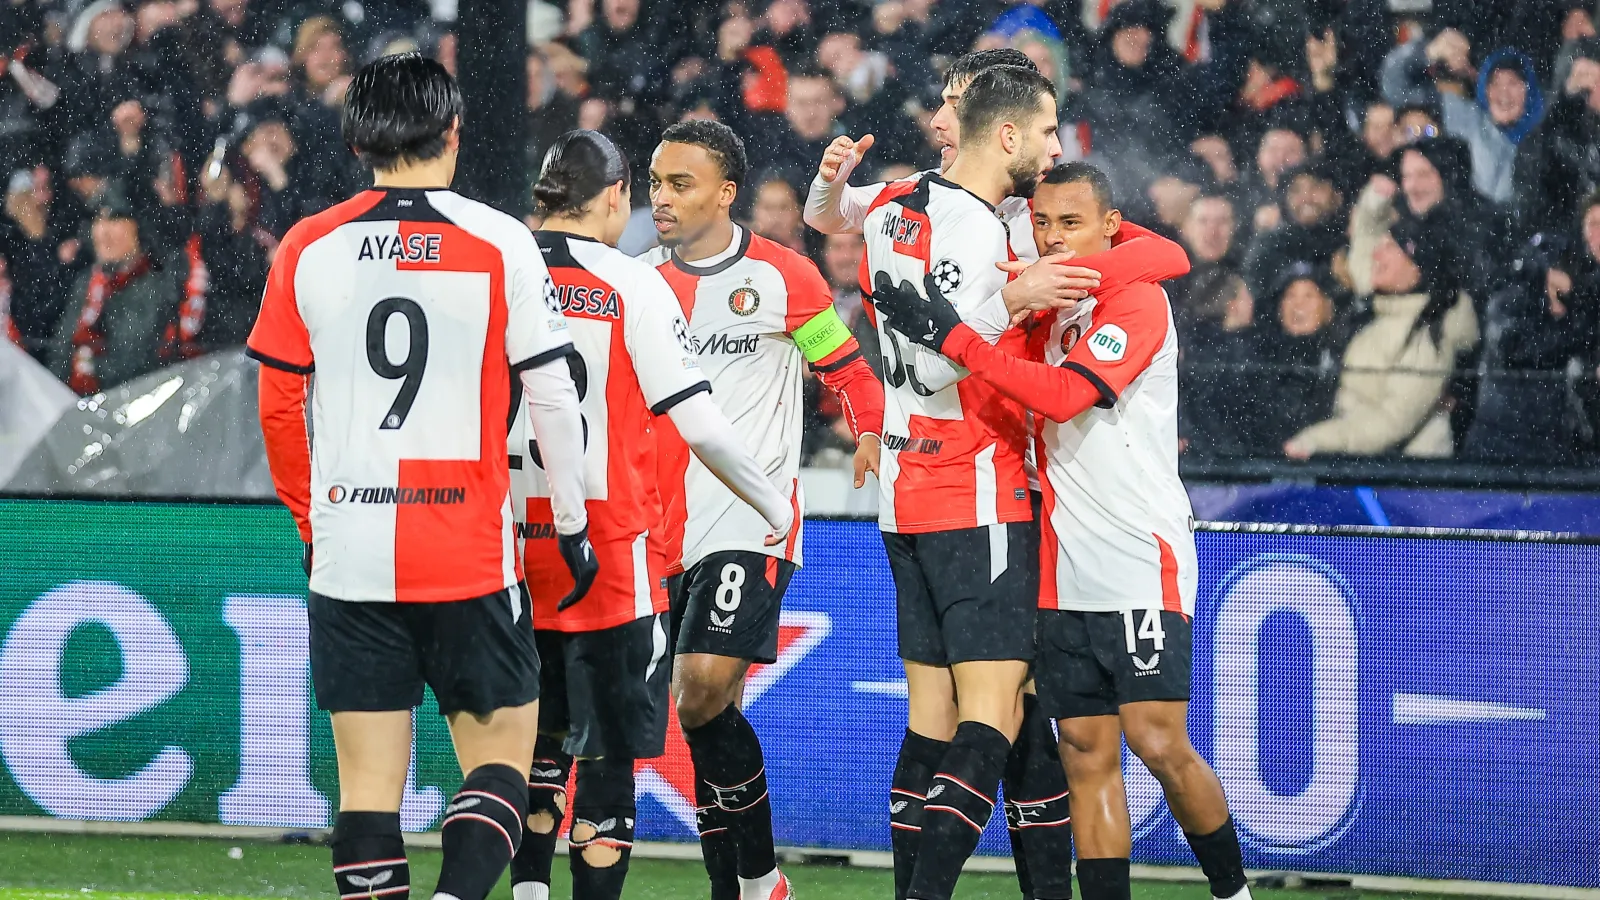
[0,832,1475,900]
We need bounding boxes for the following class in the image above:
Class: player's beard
[1007,156,1042,199]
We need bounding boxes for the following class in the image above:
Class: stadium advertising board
[0,500,1594,888]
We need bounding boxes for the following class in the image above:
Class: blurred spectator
[1179,192,1239,266]
[0,167,71,352]
[526,49,582,191]
[236,101,305,237]
[1255,264,1353,452]
[190,148,273,351]
[1463,192,1600,464]
[1515,38,1600,240]
[1238,120,1307,234]
[576,0,668,106]
[1286,195,1480,459]
[761,65,845,192]
[1243,160,1345,303]
[1178,267,1261,457]
[287,17,361,216]
[818,229,877,374]
[1381,27,1545,203]
[50,1,146,146]
[751,175,806,252]
[48,187,178,394]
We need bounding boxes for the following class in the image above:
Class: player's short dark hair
[1041,162,1114,212]
[533,129,631,217]
[342,53,463,171]
[955,65,1056,149]
[660,119,748,189]
[944,48,1036,90]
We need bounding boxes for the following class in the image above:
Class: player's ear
[1104,207,1122,239]
[720,180,738,211]
[445,117,461,152]
[1000,121,1019,154]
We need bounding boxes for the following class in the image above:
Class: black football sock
[510,737,572,900]
[1076,858,1130,900]
[1005,695,1074,900]
[569,757,636,900]
[331,810,409,900]
[891,729,950,900]
[694,771,741,900]
[683,704,778,880]
[906,721,1011,900]
[435,763,527,900]
[1185,817,1248,899]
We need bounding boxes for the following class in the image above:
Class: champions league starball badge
[931,258,963,294]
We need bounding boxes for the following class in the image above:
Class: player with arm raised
[808,49,1108,326]
[646,119,885,900]
[860,65,1061,900]
[248,54,594,900]
[503,130,795,900]
[871,163,1252,900]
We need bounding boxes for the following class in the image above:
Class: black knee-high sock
[906,721,1011,900]
[569,757,636,900]
[1076,859,1130,900]
[510,737,572,899]
[1004,696,1073,900]
[891,729,950,900]
[331,811,409,900]
[695,773,741,900]
[1184,817,1248,898]
[683,705,777,880]
[436,763,528,900]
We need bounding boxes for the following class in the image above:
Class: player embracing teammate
[872,159,1254,900]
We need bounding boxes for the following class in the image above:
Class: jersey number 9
[366,297,429,430]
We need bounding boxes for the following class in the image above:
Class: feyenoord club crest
[728,286,760,316]
[1061,323,1082,354]
[328,485,347,503]
[931,258,963,294]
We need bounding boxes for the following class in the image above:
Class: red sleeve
[1068,220,1191,292]
[1060,283,1171,400]
[815,354,885,440]
[245,231,313,373]
[943,325,1107,423]
[258,365,312,541]
[944,283,1171,422]
[780,247,886,441]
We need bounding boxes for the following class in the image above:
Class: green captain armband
[793,306,853,364]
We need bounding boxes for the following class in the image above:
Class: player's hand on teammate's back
[998,254,1099,324]
[870,271,963,352]
[818,134,874,183]
[555,527,601,611]
[853,433,881,489]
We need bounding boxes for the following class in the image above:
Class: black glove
[871,270,964,352]
[556,526,600,611]
[302,542,312,577]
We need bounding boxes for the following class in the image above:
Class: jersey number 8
[527,353,591,469]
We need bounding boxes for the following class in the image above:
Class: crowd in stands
[4,0,1600,469]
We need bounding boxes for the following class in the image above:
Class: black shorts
[675,551,795,664]
[308,584,540,716]
[885,520,1040,666]
[537,613,672,759]
[665,572,686,657]
[1034,608,1192,719]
